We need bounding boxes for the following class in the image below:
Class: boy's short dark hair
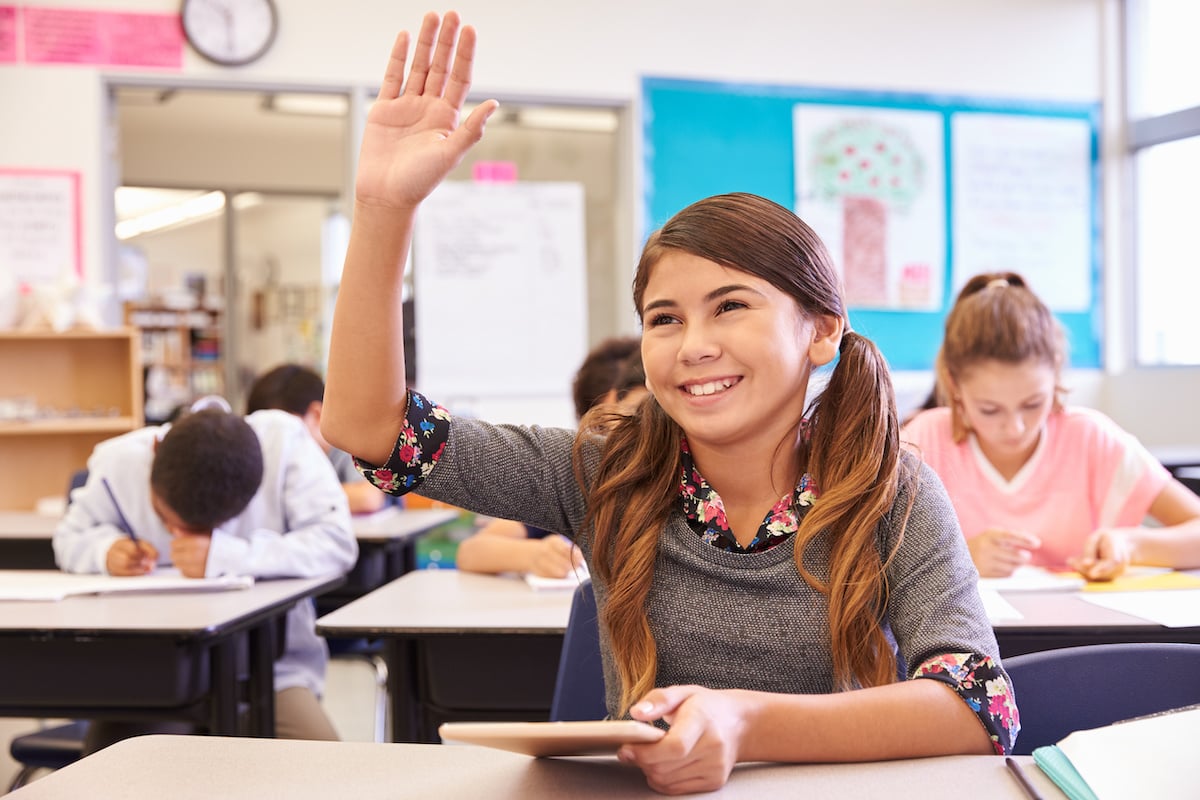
[246,364,325,416]
[150,409,264,529]
[572,337,640,419]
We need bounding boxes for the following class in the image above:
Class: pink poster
[23,6,182,69]
[0,6,17,63]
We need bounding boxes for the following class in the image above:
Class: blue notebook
[1031,745,1098,800]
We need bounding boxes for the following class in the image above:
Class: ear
[304,400,323,425]
[807,315,844,368]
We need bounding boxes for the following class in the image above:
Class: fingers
[423,11,462,97]
[376,31,411,102]
[402,11,445,97]
[443,22,477,108]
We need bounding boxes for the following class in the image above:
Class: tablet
[437,720,665,757]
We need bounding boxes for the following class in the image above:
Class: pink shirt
[901,406,1170,568]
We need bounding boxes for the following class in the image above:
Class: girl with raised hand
[322,12,1016,794]
[903,272,1200,580]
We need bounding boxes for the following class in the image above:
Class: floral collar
[676,436,819,554]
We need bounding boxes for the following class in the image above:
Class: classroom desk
[325,507,460,611]
[5,734,1062,800]
[0,572,340,737]
[0,511,59,569]
[317,570,572,743]
[992,587,1200,657]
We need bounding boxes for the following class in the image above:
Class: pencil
[101,478,140,544]
[1005,757,1045,800]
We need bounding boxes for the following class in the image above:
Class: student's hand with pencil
[618,685,742,795]
[528,534,585,578]
[106,539,159,576]
[169,531,213,578]
[967,528,1041,577]
[1068,528,1135,581]
[355,11,498,213]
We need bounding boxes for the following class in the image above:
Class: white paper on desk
[0,569,254,601]
[977,587,1023,621]
[524,563,590,592]
[1057,705,1200,799]
[1078,589,1200,628]
[978,566,1085,593]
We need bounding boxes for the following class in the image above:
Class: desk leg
[246,618,278,737]
[385,638,422,742]
[209,638,240,735]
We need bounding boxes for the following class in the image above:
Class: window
[1128,0,1200,365]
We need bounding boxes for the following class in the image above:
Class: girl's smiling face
[640,251,839,453]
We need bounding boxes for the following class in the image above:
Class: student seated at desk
[456,340,644,578]
[53,397,358,750]
[320,13,1016,794]
[902,272,1200,580]
[247,363,388,514]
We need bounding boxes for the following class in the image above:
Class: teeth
[686,379,735,396]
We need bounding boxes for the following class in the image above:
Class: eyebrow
[642,283,762,313]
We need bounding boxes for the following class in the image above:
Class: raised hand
[355,11,498,210]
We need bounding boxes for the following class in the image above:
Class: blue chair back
[67,468,88,502]
[550,579,607,721]
[1005,642,1200,754]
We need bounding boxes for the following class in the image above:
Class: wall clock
[181,0,278,67]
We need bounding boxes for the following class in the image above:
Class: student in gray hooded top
[321,11,1018,796]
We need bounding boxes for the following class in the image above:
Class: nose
[678,320,720,365]
[1004,413,1025,437]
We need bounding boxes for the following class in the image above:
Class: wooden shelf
[0,329,142,511]
[125,303,224,420]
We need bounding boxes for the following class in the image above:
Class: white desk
[317,570,573,742]
[6,734,1063,800]
[0,572,340,736]
[993,587,1200,657]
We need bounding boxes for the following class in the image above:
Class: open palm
[355,12,497,209]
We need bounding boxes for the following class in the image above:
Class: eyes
[646,299,748,327]
[975,400,1047,416]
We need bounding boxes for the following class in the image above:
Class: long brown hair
[935,271,1067,443]
[573,193,912,709]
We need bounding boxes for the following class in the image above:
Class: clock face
[181,0,278,66]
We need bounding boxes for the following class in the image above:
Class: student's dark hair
[246,364,325,416]
[151,409,264,529]
[572,337,640,419]
[935,271,1067,442]
[612,349,645,402]
[574,192,911,710]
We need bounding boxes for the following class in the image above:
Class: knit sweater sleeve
[883,455,1019,754]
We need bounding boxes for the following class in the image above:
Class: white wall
[5,0,1198,447]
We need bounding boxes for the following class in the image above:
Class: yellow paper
[1080,570,1200,593]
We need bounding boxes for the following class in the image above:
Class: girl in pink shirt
[902,272,1200,580]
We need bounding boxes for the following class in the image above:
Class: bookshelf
[0,329,143,511]
[124,303,224,421]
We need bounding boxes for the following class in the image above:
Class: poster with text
[0,169,81,285]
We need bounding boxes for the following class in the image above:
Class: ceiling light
[264,93,349,117]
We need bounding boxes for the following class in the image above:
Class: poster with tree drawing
[793,107,944,311]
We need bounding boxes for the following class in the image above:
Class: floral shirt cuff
[352,390,450,496]
[915,652,1019,755]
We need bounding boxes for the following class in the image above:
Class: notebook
[523,562,590,592]
[0,569,255,601]
[1032,705,1200,800]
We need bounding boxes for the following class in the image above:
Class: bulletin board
[413,180,588,397]
[642,78,1102,370]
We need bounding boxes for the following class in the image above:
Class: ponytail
[799,330,914,689]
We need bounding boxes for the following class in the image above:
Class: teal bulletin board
[642,78,1102,370]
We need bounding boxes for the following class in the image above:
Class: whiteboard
[413,181,588,398]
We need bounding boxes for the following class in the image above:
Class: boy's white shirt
[53,409,358,694]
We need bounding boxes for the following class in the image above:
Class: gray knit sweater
[411,416,1003,719]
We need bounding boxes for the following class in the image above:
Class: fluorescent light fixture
[115,190,225,240]
[263,93,348,117]
[516,107,618,133]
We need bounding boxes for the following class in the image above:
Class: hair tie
[986,278,1009,289]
